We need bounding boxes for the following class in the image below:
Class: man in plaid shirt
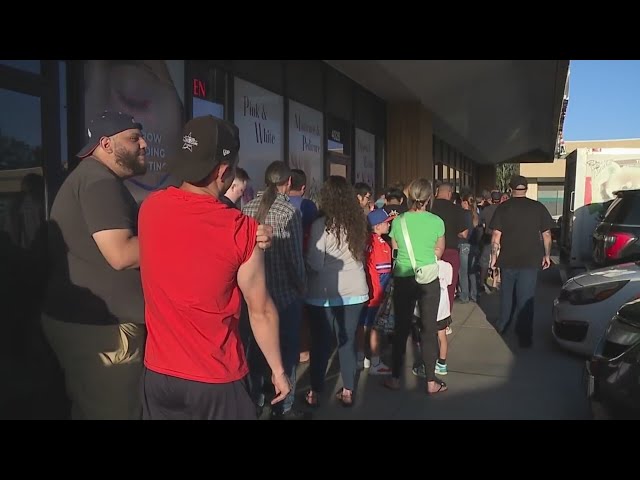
[242,161,308,420]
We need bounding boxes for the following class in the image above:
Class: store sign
[288,100,323,201]
[234,77,283,202]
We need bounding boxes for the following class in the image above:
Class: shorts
[437,316,452,331]
[358,306,380,327]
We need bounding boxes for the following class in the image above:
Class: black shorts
[437,316,452,331]
[141,367,257,420]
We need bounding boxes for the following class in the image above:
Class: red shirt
[365,233,392,308]
[139,187,257,383]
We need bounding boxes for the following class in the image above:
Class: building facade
[0,59,568,418]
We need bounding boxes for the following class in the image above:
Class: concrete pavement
[291,266,593,420]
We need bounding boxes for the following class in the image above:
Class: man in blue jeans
[489,175,554,348]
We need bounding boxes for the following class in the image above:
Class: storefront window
[355,128,375,189]
[289,99,323,201]
[83,60,186,203]
[0,60,40,74]
[234,77,284,202]
[191,63,226,120]
[538,184,564,217]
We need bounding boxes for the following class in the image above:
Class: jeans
[308,303,364,393]
[458,243,478,302]
[496,268,539,340]
[247,299,303,413]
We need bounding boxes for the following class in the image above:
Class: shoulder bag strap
[400,215,417,271]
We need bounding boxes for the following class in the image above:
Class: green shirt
[390,211,445,278]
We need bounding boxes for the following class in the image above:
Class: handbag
[374,278,395,334]
[399,216,437,285]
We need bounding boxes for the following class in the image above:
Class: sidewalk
[293,266,593,420]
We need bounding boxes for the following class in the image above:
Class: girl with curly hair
[304,176,369,408]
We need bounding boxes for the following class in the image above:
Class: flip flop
[426,379,448,395]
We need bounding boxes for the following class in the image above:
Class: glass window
[84,60,186,204]
[0,87,43,244]
[191,63,226,120]
[538,184,564,217]
[604,194,640,225]
[234,77,284,203]
[0,60,40,74]
[0,87,50,419]
[59,61,68,171]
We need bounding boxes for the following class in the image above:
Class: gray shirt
[305,217,369,307]
[43,157,144,325]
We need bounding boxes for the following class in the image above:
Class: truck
[559,148,640,278]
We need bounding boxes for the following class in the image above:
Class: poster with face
[84,60,186,203]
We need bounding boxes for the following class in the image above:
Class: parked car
[584,299,640,419]
[593,189,640,266]
[553,261,640,356]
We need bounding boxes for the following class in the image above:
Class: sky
[563,60,640,141]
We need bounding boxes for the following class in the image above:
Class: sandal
[335,389,354,407]
[426,379,448,395]
[304,390,319,409]
[382,377,401,391]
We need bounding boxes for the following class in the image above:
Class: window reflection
[0,60,40,74]
[0,87,53,419]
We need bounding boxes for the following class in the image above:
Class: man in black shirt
[431,182,468,311]
[489,175,554,347]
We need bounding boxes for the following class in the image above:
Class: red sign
[193,79,206,98]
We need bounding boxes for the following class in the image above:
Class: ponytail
[253,161,291,224]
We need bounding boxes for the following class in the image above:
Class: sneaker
[445,326,452,335]
[411,364,427,378]
[364,357,371,369]
[369,361,392,375]
[435,361,448,376]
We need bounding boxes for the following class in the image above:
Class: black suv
[585,298,640,419]
[593,189,640,266]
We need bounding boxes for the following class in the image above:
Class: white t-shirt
[437,260,453,321]
[412,260,453,322]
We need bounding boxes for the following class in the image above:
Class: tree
[496,163,520,192]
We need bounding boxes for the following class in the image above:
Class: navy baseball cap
[167,115,240,184]
[77,111,143,158]
[367,208,393,227]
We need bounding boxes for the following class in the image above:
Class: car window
[604,194,640,225]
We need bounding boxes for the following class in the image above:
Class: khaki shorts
[41,315,146,420]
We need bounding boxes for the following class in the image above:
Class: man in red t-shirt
[138,115,290,420]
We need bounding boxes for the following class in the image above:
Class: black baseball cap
[508,175,528,190]
[77,111,143,158]
[383,203,408,218]
[167,116,240,184]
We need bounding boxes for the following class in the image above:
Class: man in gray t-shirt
[42,111,149,420]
